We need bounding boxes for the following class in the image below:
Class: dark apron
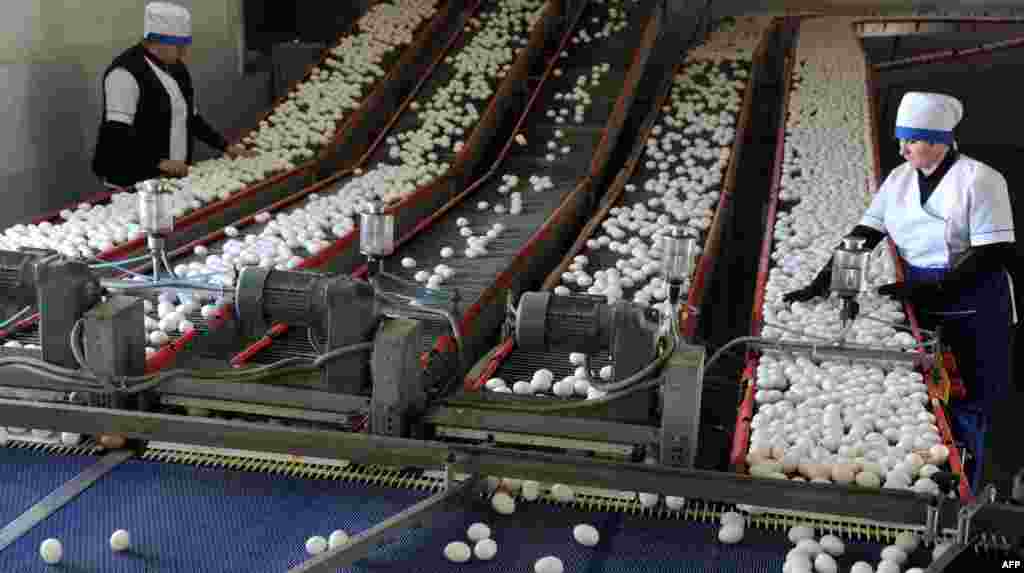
[905,264,1014,490]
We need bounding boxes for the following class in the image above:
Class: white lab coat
[859,153,1017,322]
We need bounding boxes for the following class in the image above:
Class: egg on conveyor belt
[443,541,471,563]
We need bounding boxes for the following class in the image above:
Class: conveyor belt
[477,20,766,395]
[242,0,652,366]
[0,449,98,526]
[730,18,972,503]
[2,444,972,573]
[147,0,505,277]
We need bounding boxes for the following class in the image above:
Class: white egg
[467,522,491,542]
[328,530,348,549]
[894,531,919,553]
[305,536,327,555]
[573,524,600,547]
[819,534,844,556]
[491,491,515,514]
[110,529,131,552]
[39,539,63,564]
[474,538,497,560]
[550,483,574,503]
[880,545,907,565]
[788,524,815,544]
[718,523,744,544]
[512,381,532,395]
[849,562,874,573]
[665,496,686,510]
[444,541,471,563]
[535,556,564,573]
[521,480,541,501]
[813,552,838,573]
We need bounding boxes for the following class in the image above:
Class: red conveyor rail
[863,46,971,500]
[229,0,592,367]
[730,18,794,472]
[872,34,1024,71]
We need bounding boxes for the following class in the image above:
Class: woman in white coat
[784,92,1016,490]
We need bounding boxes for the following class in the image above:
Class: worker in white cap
[784,91,1016,490]
[92,1,252,188]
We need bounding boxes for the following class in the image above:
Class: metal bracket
[957,484,998,545]
[287,473,479,573]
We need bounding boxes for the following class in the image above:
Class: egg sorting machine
[0,199,1021,573]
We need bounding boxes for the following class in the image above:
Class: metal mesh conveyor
[0,449,98,526]
[243,0,653,366]
[0,446,909,573]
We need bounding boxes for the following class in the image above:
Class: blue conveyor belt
[0,449,98,525]
[0,452,911,572]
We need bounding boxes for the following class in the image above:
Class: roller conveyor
[237,0,653,367]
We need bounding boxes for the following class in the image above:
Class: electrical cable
[87,254,152,269]
[0,306,33,331]
[590,334,676,393]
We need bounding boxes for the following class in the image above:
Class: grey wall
[0,0,271,229]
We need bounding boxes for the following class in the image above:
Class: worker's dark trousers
[905,265,1014,492]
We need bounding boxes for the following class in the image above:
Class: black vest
[93,44,196,183]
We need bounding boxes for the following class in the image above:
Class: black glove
[877,281,943,306]
[782,284,826,303]
[782,263,832,303]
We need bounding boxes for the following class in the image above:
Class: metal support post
[659,343,705,467]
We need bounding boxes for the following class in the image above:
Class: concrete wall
[0,0,271,229]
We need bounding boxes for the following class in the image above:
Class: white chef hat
[144,2,192,45]
[894,91,962,145]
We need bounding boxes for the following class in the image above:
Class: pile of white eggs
[747,352,952,493]
[245,0,438,158]
[782,524,943,573]
[140,291,219,353]
[760,18,917,347]
[374,0,549,203]
[553,18,766,307]
[483,353,614,400]
[387,1,633,290]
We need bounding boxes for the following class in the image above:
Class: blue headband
[145,33,192,46]
[894,125,954,145]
